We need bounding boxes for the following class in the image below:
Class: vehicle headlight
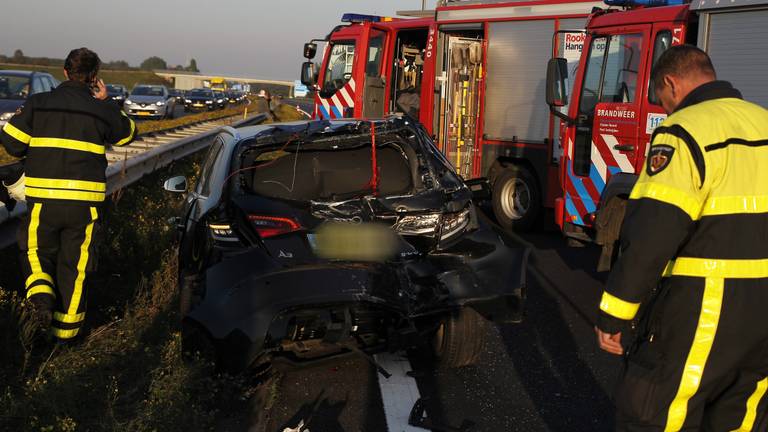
[439,208,471,242]
[393,207,471,242]
[217,99,224,103]
[156,101,165,106]
[113,95,124,100]
[205,100,213,104]
[184,99,192,103]
[0,112,14,122]
[125,99,133,105]
[393,213,441,237]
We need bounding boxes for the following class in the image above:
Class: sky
[0,0,436,80]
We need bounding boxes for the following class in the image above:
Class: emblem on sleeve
[647,145,675,175]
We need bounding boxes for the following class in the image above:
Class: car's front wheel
[431,307,490,369]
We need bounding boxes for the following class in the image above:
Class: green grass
[0,63,169,89]
[0,155,257,432]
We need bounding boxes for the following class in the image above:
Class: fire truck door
[362,30,386,118]
[571,30,648,193]
[441,37,483,178]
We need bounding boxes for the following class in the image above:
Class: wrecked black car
[165,116,529,371]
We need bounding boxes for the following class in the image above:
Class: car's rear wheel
[492,165,541,232]
[432,307,489,369]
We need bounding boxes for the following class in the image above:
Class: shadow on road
[499,252,617,431]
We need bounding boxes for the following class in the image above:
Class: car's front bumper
[125,103,166,118]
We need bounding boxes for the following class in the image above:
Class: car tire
[166,106,174,120]
[432,307,489,369]
[492,165,541,232]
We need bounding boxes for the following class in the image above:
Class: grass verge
[0,63,169,88]
[0,154,255,432]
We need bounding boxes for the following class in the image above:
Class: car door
[567,28,650,215]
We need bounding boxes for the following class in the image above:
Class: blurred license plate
[137,111,152,116]
[310,223,397,262]
[193,103,203,107]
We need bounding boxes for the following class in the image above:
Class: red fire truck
[300,0,603,231]
[545,0,768,268]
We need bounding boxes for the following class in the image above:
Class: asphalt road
[243,224,624,432]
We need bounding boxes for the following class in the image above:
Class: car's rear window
[0,74,31,100]
[247,143,413,201]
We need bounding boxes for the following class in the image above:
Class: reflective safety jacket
[598,81,768,331]
[0,80,135,204]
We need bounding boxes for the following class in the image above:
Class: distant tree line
[2,49,200,72]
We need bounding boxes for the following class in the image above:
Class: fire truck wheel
[432,307,489,369]
[492,165,540,232]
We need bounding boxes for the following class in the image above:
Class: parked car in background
[184,88,218,112]
[169,88,186,103]
[164,116,529,371]
[0,70,59,127]
[213,91,227,110]
[124,85,175,120]
[106,84,128,107]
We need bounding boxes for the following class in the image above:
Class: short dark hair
[64,47,101,83]
[651,45,716,90]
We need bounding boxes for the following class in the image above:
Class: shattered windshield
[243,139,414,202]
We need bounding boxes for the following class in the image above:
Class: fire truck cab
[301,14,434,122]
[546,0,768,269]
[302,1,602,231]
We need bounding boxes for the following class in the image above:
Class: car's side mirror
[464,177,492,202]
[300,61,318,87]
[163,176,187,193]
[546,57,569,107]
[303,42,318,60]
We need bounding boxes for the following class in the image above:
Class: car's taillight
[248,215,302,238]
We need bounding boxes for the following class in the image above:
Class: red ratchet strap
[366,121,379,195]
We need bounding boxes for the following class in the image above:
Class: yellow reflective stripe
[599,291,640,320]
[116,117,135,146]
[26,177,106,192]
[68,207,97,317]
[665,257,768,279]
[51,327,80,339]
[700,195,768,217]
[731,377,768,432]
[665,277,724,432]
[53,311,85,324]
[25,272,54,290]
[29,137,105,154]
[2,122,31,144]
[630,182,702,220]
[26,203,45,286]
[26,187,105,202]
[26,285,56,299]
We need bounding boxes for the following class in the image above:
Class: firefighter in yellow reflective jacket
[0,48,135,346]
[596,45,768,431]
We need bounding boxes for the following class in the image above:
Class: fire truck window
[599,33,642,104]
[578,37,607,116]
[366,35,384,77]
[648,31,672,105]
[322,41,356,94]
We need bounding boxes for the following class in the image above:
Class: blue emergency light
[341,13,394,23]
[604,0,686,6]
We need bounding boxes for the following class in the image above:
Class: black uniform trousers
[17,201,101,340]
[616,275,768,431]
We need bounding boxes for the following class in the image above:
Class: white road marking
[374,352,424,432]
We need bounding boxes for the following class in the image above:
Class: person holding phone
[0,47,135,350]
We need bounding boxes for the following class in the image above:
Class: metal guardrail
[0,112,268,249]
